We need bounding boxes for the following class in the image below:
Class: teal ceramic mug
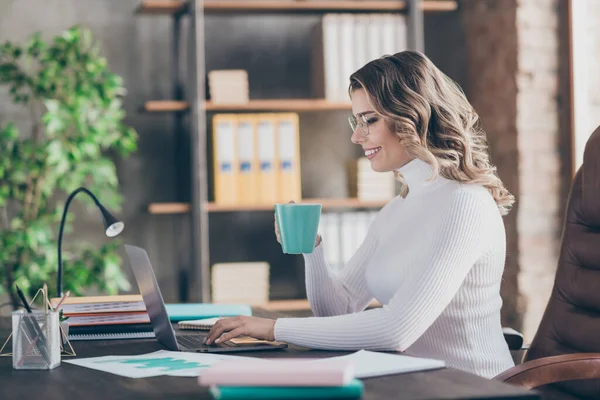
[275,203,322,254]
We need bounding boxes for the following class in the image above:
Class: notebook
[68,331,156,341]
[165,304,252,322]
[50,295,146,314]
[67,322,156,341]
[198,359,354,387]
[178,317,222,331]
[208,379,364,400]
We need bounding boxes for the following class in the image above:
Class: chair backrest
[524,126,600,397]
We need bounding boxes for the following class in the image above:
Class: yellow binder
[212,114,239,205]
[276,113,302,203]
[236,114,259,205]
[256,114,279,206]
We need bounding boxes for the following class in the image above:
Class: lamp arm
[57,187,102,296]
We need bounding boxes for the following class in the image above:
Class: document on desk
[316,350,446,379]
[64,350,260,378]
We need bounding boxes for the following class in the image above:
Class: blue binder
[164,303,252,322]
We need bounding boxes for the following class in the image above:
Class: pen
[53,290,71,311]
[16,285,51,365]
[43,283,48,313]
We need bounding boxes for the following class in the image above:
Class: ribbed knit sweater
[273,158,515,379]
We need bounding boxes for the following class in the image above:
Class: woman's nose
[350,127,364,144]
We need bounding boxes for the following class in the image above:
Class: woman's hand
[205,316,276,345]
[274,200,322,248]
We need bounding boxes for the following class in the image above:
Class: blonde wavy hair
[349,51,515,216]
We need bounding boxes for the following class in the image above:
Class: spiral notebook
[177,317,222,331]
[67,322,156,341]
[69,331,156,341]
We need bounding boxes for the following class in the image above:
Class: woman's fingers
[274,214,281,243]
[215,327,245,344]
[206,317,240,344]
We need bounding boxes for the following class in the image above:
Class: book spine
[68,323,154,335]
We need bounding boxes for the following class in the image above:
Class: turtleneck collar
[395,158,436,195]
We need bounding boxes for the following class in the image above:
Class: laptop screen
[124,244,179,351]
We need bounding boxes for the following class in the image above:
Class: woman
[206,51,516,378]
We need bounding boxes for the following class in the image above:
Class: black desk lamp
[57,187,124,296]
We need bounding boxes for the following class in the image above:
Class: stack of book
[50,295,155,341]
[348,157,397,201]
[207,69,249,105]
[210,262,270,306]
[198,359,363,400]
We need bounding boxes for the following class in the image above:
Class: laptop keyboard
[176,334,235,349]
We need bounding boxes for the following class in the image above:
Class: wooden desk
[0,311,539,400]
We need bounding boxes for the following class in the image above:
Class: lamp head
[97,203,125,238]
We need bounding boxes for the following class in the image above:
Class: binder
[213,114,239,205]
[394,14,408,52]
[381,14,396,56]
[367,14,384,61]
[354,14,370,69]
[256,114,279,206]
[236,114,260,205]
[312,14,341,101]
[276,113,302,203]
[338,14,355,98]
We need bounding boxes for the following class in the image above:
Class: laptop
[124,244,287,353]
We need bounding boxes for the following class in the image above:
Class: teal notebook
[209,379,364,400]
[165,303,252,322]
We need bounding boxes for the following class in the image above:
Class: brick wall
[461,0,561,341]
[461,0,522,331]
[573,0,600,168]
[515,0,561,341]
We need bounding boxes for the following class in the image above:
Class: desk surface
[0,310,539,400]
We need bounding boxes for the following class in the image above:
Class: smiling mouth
[364,147,382,159]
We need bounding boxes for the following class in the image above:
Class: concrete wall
[0,0,183,302]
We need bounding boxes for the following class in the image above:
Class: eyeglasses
[348,113,373,136]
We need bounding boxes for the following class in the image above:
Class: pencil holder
[12,310,61,370]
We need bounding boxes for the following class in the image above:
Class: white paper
[237,121,254,164]
[64,350,258,378]
[257,121,275,162]
[216,121,235,164]
[316,350,445,379]
[277,120,296,162]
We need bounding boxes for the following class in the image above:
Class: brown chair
[495,126,600,399]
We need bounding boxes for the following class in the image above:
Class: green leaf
[0,26,138,305]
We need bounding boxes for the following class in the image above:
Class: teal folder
[164,303,252,322]
[209,379,364,400]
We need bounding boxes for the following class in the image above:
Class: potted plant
[0,26,138,309]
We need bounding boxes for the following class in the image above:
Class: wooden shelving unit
[204,1,457,13]
[147,202,191,214]
[144,100,190,112]
[145,99,351,112]
[136,0,188,14]
[205,99,352,112]
[148,198,389,214]
[137,0,457,14]
[261,298,382,312]
[139,0,457,303]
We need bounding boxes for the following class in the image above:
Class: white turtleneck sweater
[273,158,515,379]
